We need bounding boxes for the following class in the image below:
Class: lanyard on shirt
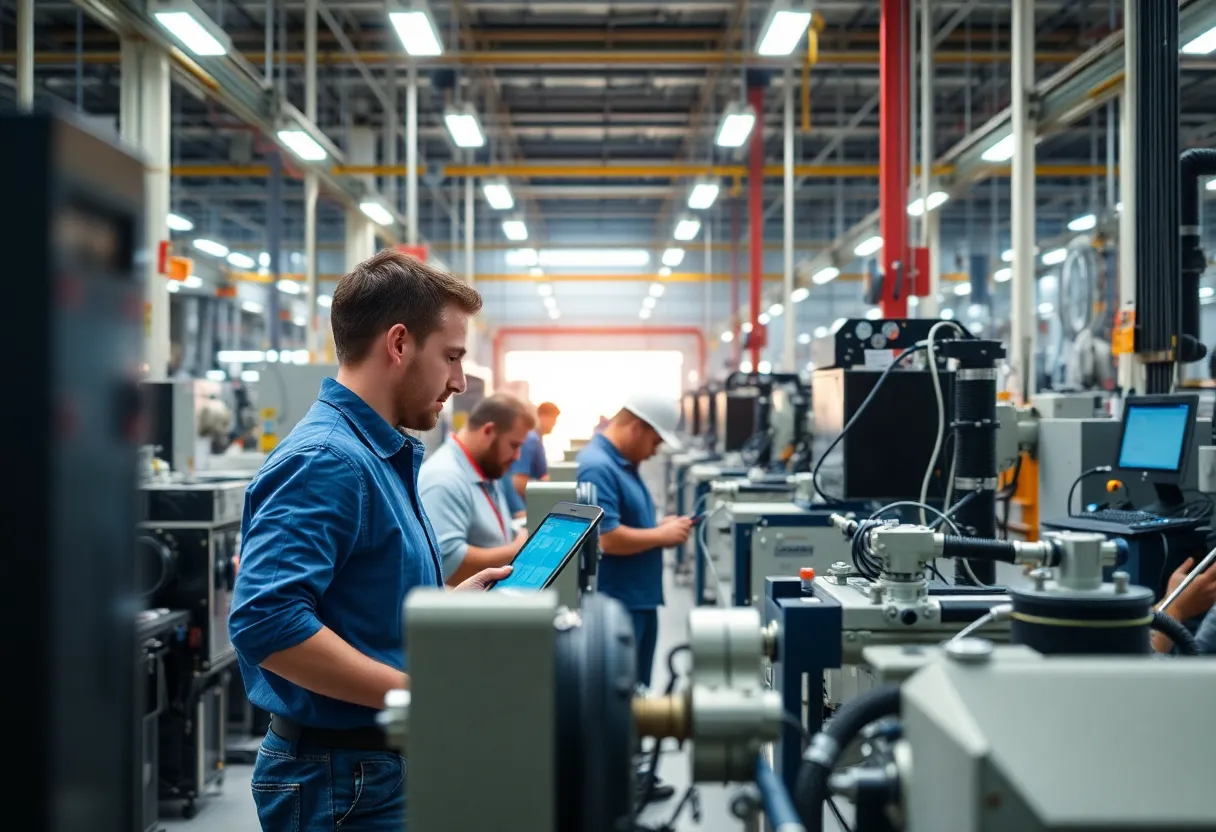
[452,435,508,541]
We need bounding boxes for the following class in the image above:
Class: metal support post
[407,63,420,245]
[782,68,796,372]
[120,40,171,380]
[465,171,476,358]
[1011,0,1037,401]
[879,0,909,318]
[920,0,941,318]
[17,0,33,109]
[705,213,714,351]
[267,152,283,352]
[305,0,320,357]
[748,84,765,370]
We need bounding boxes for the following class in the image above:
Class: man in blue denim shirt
[229,250,510,831]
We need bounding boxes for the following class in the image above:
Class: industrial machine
[139,478,245,817]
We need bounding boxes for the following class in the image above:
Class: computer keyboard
[1074,508,1194,529]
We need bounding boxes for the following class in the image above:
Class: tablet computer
[488,501,603,592]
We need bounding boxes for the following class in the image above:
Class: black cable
[827,797,854,832]
[1067,465,1113,516]
[811,343,929,503]
[1152,610,1201,656]
[793,684,902,832]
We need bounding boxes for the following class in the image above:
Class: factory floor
[165,561,849,832]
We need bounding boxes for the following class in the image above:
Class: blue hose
[756,755,805,831]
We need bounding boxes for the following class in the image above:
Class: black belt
[270,715,390,752]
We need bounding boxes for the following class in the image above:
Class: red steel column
[879,0,909,318]
[748,84,765,367]
[730,197,741,366]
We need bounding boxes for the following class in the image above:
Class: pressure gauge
[870,333,887,349]
[882,321,900,341]
[854,321,873,341]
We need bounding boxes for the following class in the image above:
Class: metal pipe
[268,151,283,352]
[1117,0,1141,393]
[264,0,274,83]
[783,67,796,372]
[921,0,941,316]
[704,210,713,353]
[731,198,741,367]
[1011,0,1036,401]
[305,174,319,355]
[465,170,476,357]
[407,62,419,244]
[17,0,33,109]
[748,84,765,369]
[879,0,909,318]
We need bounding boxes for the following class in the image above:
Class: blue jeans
[251,728,406,831]
[630,609,659,689]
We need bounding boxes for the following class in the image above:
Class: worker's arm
[229,449,407,710]
[599,524,676,556]
[446,533,526,586]
[578,463,692,557]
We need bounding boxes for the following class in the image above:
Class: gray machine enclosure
[901,650,1216,831]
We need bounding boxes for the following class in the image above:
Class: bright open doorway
[503,350,684,461]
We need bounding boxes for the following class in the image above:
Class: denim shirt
[229,378,443,729]
[576,433,663,610]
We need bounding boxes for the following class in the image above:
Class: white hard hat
[623,392,684,451]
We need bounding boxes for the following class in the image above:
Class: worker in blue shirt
[576,392,691,804]
[505,400,560,515]
[229,249,510,832]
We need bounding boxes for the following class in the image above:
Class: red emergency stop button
[799,567,816,581]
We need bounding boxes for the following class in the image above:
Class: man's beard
[479,456,507,480]
[396,358,444,432]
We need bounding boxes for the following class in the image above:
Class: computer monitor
[1116,394,1199,508]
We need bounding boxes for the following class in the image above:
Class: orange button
[799,567,816,581]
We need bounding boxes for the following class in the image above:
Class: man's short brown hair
[537,402,560,418]
[468,393,537,433]
[330,249,482,364]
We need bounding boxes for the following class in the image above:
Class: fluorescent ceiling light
[1038,302,1054,316]
[278,279,303,294]
[503,219,528,241]
[768,303,784,317]
[639,308,652,320]
[981,134,1015,163]
[388,5,443,56]
[1042,248,1068,265]
[292,316,307,327]
[482,180,514,210]
[444,104,486,149]
[153,2,230,57]
[318,294,333,309]
[227,252,255,269]
[1068,213,1097,232]
[166,281,180,293]
[217,349,265,363]
[643,296,657,309]
[674,216,702,241]
[360,200,394,226]
[1201,286,1215,299]
[791,287,810,303]
[757,360,773,374]
[548,308,561,320]
[193,238,228,258]
[715,102,756,148]
[240,302,264,315]
[258,252,270,268]
[530,267,544,278]
[1183,26,1216,55]
[757,4,813,56]
[1001,248,1014,262]
[797,333,811,345]
[907,190,949,217]
[277,129,327,161]
[506,248,539,267]
[854,236,883,257]
[662,248,685,267]
[720,331,734,343]
[688,181,720,211]
[994,268,1012,282]
[954,282,972,296]
[539,248,650,268]
[865,307,882,320]
[658,266,672,278]
[814,326,828,338]
[166,212,194,232]
[543,296,557,309]
[182,275,203,289]
[205,369,226,381]
[649,283,666,297]
[537,283,553,297]
[758,312,771,325]
[812,266,839,285]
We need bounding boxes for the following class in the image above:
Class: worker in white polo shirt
[419,393,535,585]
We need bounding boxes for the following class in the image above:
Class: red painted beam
[879,0,909,318]
[748,84,766,366]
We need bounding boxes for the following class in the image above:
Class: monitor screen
[492,513,592,591]
[1118,402,1191,472]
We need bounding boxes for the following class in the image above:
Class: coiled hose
[793,684,902,832]
[939,535,1020,564]
[1151,610,1200,656]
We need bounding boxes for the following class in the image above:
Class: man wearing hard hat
[576,391,693,804]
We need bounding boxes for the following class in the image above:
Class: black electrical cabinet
[0,113,145,831]
[812,368,956,502]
